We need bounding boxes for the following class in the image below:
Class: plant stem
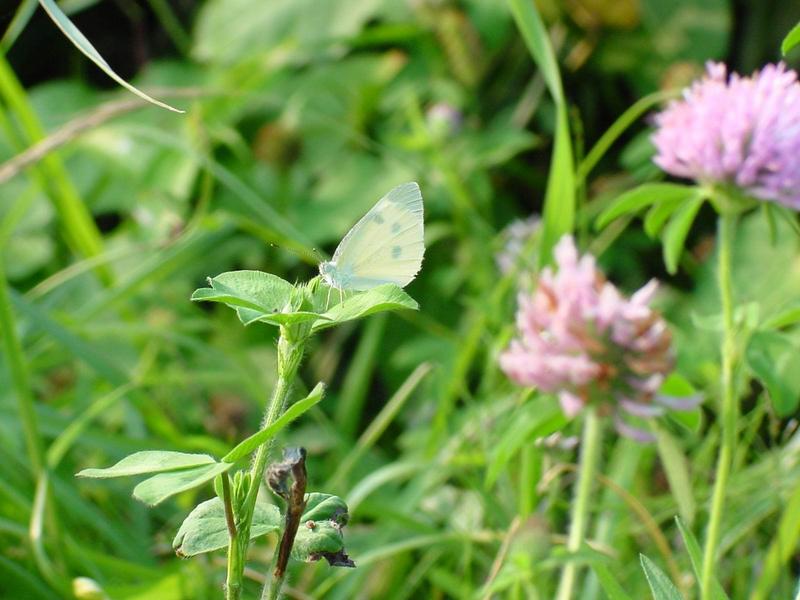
[701,212,738,599]
[555,407,603,600]
[0,262,44,475]
[225,333,305,600]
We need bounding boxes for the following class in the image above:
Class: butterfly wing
[330,182,424,290]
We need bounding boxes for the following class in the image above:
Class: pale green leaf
[654,425,695,525]
[311,284,418,333]
[77,451,216,478]
[641,554,684,600]
[675,517,729,600]
[133,462,233,506]
[173,497,281,557]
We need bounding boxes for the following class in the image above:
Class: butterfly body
[319,182,424,292]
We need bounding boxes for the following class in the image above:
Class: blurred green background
[3,0,800,598]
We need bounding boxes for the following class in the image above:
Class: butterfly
[319,182,425,297]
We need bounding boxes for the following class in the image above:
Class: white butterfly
[319,182,425,293]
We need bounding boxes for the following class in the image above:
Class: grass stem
[555,407,603,600]
[700,212,738,599]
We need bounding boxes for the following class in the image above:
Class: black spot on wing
[391,222,401,234]
[392,246,402,258]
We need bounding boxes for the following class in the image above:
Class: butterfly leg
[325,285,332,311]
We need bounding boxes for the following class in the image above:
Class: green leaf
[507,0,563,103]
[223,382,326,463]
[751,480,800,598]
[640,554,684,600]
[173,497,281,557]
[644,197,687,238]
[745,331,800,416]
[660,374,702,433]
[37,0,183,112]
[133,462,233,506]
[485,397,567,487]
[762,304,800,330]
[302,493,349,525]
[292,519,346,561]
[590,563,635,600]
[508,0,574,265]
[596,183,698,230]
[653,426,695,525]
[192,270,324,327]
[311,284,418,333]
[675,517,729,600]
[662,193,705,274]
[782,21,800,55]
[76,451,216,478]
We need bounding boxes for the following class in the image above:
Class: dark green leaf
[133,462,233,506]
[77,451,216,478]
[173,497,281,557]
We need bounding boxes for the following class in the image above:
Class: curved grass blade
[37,0,184,113]
[782,21,800,55]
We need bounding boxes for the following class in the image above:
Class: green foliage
[173,498,281,557]
[640,555,684,600]
[223,382,326,463]
[2,0,799,598]
[782,21,800,55]
[37,0,182,112]
[77,451,234,506]
[745,331,800,416]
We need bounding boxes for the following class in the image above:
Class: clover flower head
[652,62,800,209]
[499,235,686,441]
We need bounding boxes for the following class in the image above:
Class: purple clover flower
[499,235,685,441]
[652,62,800,210]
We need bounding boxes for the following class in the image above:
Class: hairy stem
[225,333,304,600]
[556,407,603,600]
[701,212,738,599]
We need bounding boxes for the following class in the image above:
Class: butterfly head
[318,260,337,287]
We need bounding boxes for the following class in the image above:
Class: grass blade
[37,0,184,113]
[640,554,684,600]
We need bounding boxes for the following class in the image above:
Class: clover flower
[499,235,685,440]
[652,62,800,209]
